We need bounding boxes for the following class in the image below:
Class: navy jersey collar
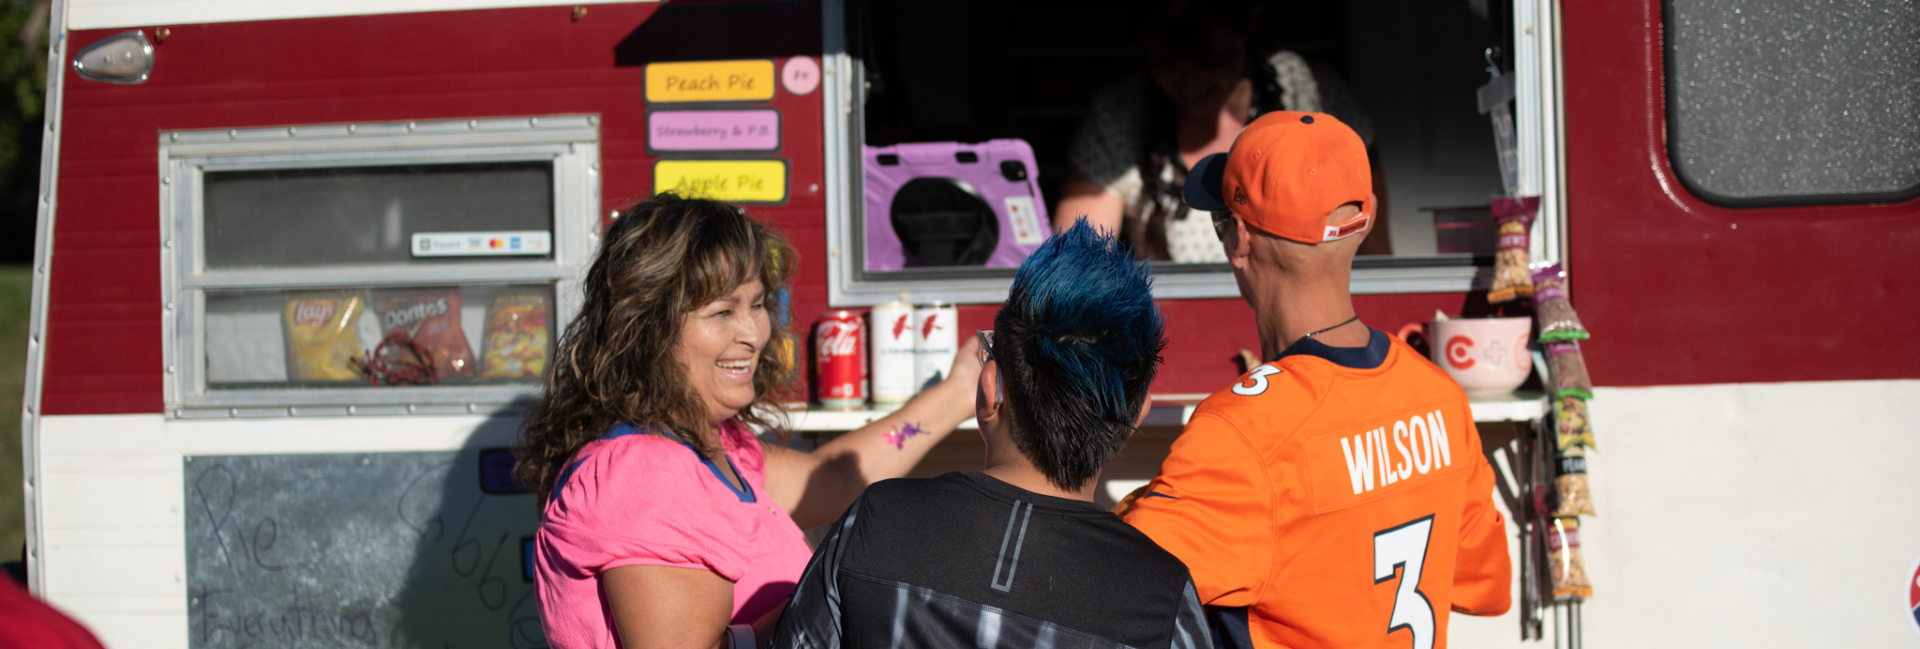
[1270,328,1391,369]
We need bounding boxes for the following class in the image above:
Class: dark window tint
[203,162,554,269]
[1665,0,1920,207]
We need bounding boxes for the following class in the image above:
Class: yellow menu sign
[646,60,776,103]
[655,160,788,203]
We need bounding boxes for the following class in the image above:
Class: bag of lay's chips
[284,291,366,381]
[480,293,550,378]
[373,288,476,379]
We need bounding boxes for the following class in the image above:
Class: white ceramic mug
[1425,316,1533,396]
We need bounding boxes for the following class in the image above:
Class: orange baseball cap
[1185,111,1376,244]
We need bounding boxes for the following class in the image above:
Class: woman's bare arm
[763,336,983,529]
[1055,168,1126,236]
[604,565,735,649]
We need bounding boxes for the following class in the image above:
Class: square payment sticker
[412,231,551,257]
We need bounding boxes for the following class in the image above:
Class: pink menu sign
[648,109,781,152]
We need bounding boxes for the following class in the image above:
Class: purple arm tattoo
[881,422,927,449]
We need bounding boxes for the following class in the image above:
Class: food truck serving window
[159,116,600,417]
[822,0,1566,305]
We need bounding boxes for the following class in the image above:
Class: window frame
[1660,0,1920,209]
[158,116,601,417]
[819,0,1567,306]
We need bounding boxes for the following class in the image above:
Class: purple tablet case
[863,139,1050,271]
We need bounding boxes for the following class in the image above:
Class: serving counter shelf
[782,390,1548,432]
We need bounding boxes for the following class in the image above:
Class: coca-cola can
[869,300,917,407]
[912,302,958,392]
[813,311,867,410]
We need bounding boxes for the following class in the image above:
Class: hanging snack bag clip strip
[1487,196,1540,303]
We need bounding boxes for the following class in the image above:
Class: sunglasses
[1211,210,1236,242]
[976,330,1004,407]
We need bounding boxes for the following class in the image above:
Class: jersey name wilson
[1306,405,1463,513]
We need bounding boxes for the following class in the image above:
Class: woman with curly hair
[515,193,981,649]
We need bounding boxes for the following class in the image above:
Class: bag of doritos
[373,288,476,379]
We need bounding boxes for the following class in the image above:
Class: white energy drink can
[912,302,958,393]
[869,300,917,407]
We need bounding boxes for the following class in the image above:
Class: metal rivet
[165,302,173,311]
[587,115,598,125]
[287,127,297,137]
[29,549,35,558]
[227,130,236,139]
[288,407,297,415]
[609,210,619,219]
[228,409,237,417]
[347,124,356,134]
[161,177,170,185]
[166,365,175,373]
[468,120,477,129]
[467,404,476,413]
[190,598,198,606]
[172,409,182,417]
[407,122,416,131]
[25,476,32,486]
[809,184,819,192]
[169,132,178,142]
[361,457,370,465]
[347,405,356,415]
[24,406,31,414]
[529,118,539,127]
[830,247,841,257]
[590,162,599,171]
[163,240,172,249]
[406,404,416,413]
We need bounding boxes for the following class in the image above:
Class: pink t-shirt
[534,422,812,648]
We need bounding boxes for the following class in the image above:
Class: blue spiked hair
[993,218,1167,490]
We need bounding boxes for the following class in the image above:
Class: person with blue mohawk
[769,220,1209,649]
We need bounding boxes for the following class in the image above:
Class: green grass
[0,265,29,559]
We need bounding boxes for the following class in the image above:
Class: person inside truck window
[1055,0,1393,261]
[514,193,982,649]
[769,220,1208,649]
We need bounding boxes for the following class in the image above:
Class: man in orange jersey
[1118,111,1511,649]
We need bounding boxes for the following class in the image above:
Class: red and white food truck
[18,0,1919,647]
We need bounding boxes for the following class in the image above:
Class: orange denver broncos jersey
[1123,330,1510,649]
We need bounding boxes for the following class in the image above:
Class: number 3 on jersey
[1232,365,1283,396]
[1374,515,1436,649]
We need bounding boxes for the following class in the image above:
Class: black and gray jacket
[770,472,1210,649]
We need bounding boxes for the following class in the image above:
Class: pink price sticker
[648,110,781,152]
[781,56,820,96]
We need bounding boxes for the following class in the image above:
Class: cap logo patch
[1323,213,1371,242]
[1233,185,1249,206]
